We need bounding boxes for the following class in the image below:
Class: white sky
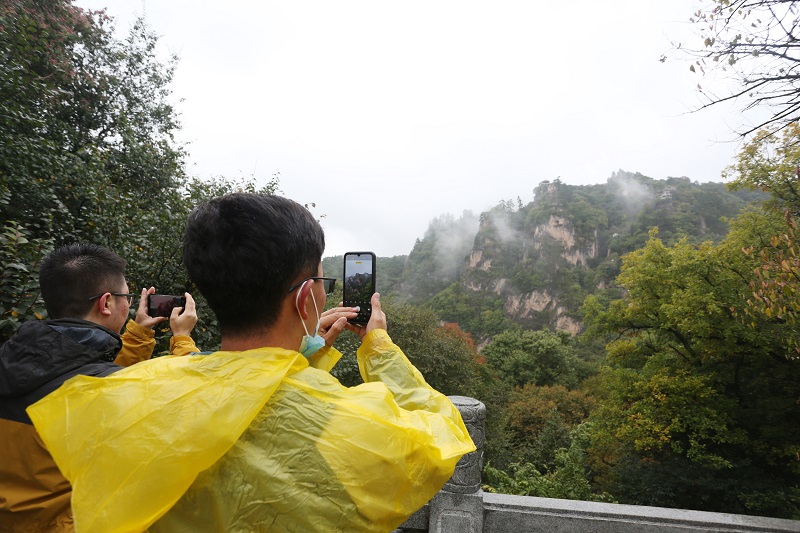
[74,0,758,257]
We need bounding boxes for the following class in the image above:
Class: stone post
[428,396,486,533]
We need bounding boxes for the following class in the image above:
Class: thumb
[183,293,196,313]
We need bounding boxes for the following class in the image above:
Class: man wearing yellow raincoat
[29,193,476,533]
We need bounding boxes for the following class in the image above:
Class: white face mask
[296,280,325,358]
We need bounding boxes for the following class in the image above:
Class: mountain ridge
[324,170,766,339]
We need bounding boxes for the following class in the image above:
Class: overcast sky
[74,0,757,258]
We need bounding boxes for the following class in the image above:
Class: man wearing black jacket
[0,243,196,532]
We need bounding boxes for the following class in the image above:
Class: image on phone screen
[147,294,186,318]
[343,252,376,325]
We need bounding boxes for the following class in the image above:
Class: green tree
[0,0,279,349]
[1,2,184,242]
[482,328,580,389]
[504,384,597,469]
[483,424,613,503]
[725,123,800,214]
[584,221,800,517]
[725,123,800,354]
[0,222,53,337]
[1,0,185,338]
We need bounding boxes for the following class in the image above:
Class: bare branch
[676,0,800,135]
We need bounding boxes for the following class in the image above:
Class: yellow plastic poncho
[27,330,475,533]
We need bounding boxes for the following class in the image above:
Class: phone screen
[147,294,186,317]
[343,252,376,325]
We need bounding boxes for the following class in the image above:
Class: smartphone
[147,294,186,317]
[343,252,376,325]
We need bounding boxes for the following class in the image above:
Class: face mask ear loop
[295,280,321,337]
[309,289,321,334]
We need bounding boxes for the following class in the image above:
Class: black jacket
[0,318,123,424]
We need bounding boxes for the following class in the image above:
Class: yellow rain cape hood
[28,348,306,532]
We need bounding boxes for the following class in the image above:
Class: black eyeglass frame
[287,276,337,295]
[88,292,135,306]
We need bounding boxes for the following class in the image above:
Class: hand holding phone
[134,287,168,329]
[169,293,197,336]
[342,252,376,325]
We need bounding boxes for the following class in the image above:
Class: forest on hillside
[3,0,800,520]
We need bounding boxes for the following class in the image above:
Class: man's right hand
[319,306,359,346]
[170,293,198,337]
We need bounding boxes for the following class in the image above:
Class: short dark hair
[39,243,127,319]
[182,193,325,336]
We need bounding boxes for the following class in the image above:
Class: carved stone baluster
[429,396,486,533]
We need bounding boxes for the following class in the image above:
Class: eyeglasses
[287,276,337,295]
[88,292,135,306]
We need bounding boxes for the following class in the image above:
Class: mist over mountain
[324,170,765,339]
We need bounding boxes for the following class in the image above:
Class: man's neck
[219,301,305,353]
[219,336,300,352]
[219,323,302,353]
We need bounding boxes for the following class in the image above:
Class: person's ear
[97,292,114,317]
[295,280,312,320]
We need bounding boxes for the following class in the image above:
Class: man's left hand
[134,287,168,329]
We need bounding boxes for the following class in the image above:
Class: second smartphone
[342,251,376,325]
[147,294,186,317]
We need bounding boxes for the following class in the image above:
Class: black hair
[182,193,325,336]
[39,243,127,319]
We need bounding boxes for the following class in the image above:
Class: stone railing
[394,396,800,533]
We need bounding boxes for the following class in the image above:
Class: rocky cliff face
[464,195,593,335]
[532,215,598,267]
